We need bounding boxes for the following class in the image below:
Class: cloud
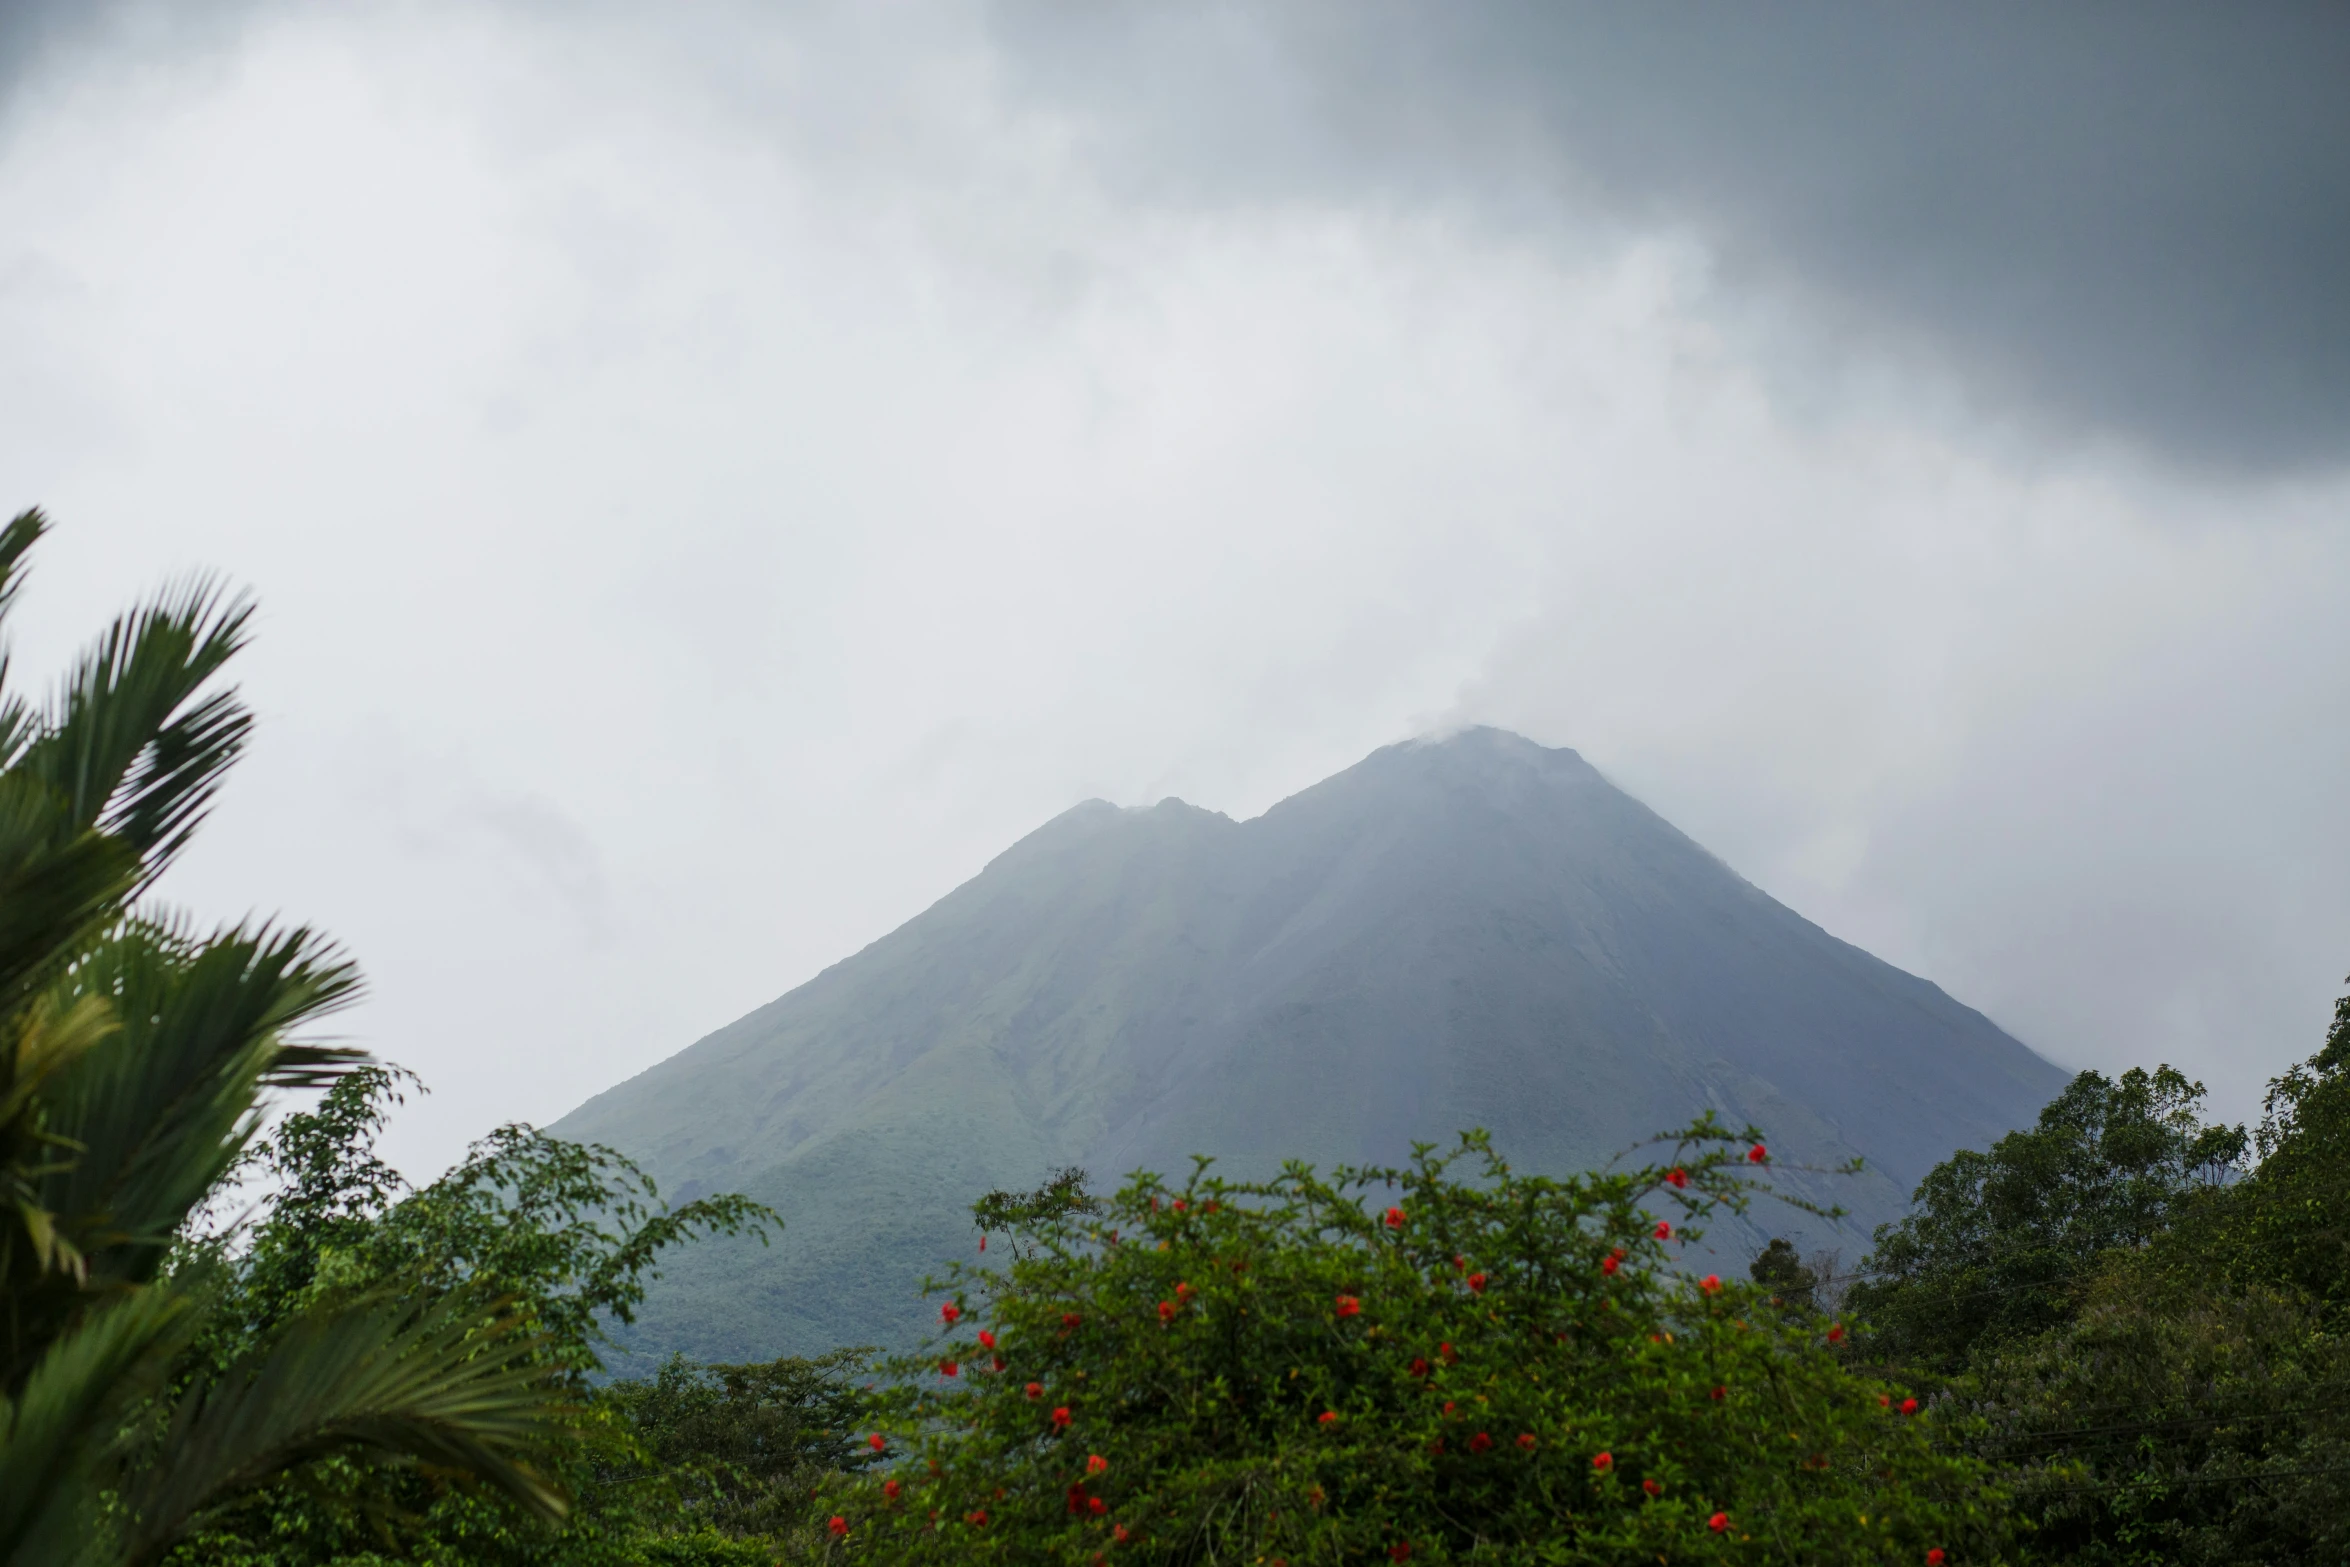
[988,1,2350,477]
[0,0,2341,1179]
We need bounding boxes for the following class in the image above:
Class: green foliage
[171,1066,787,1566]
[840,1126,1999,1565]
[0,510,571,1565]
[600,1350,877,1536]
[1847,1066,2246,1374]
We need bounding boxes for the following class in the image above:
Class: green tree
[170,1066,783,1566]
[1846,1066,2246,1374]
[0,509,573,1565]
[841,1126,2000,1565]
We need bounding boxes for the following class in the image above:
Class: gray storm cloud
[0,0,2344,1178]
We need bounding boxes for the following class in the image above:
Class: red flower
[1709,1511,1730,1533]
[1926,1552,1945,1566]
[1442,1400,1457,1416]
[1592,1451,1613,1472]
[1175,1281,1195,1299]
[992,1354,1007,1371]
[1053,1406,1073,1428]
[1067,1485,1090,1516]
[1158,1301,1177,1323]
[1601,1255,1620,1276]
[1454,1254,1467,1270]
[1642,1478,1663,1497]
[1700,1274,1722,1294]
[1466,1272,1488,1293]
[1666,1167,1689,1189]
[1654,1220,1672,1240]
[979,1233,986,1251]
[1115,1524,1130,1543]
[1385,1205,1407,1228]
[1204,1200,1220,1213]
[968,1510,988,1527]
[1318,1410,1339,1425]
[1090,1496,1108,1515]
[1879,1395,1891,1407]
[939,1360,959,1378]
[940,1301,961,1326]
[1747,1144,1768,1164]
[1439,1341,1459,1363]
[1062,1312,1083,1330]
[1026,1381,1044,1399]
[1517,1433,1537,1450]
[1901,1397,1919,1415]
[828,1515,848,1537]
[1336,1295,1362,1317]
[1172,1199,1187,1212]
[1711,1385,1727,1401]
[1409,1357,1430,1378]
[1468,1432,1494,1454]
[1391,1545,1412,1562]
[1088,1453,1110,1475]
[884,1478,900,1501]
[978,1329,996,1349]
[868,1433,886,1452]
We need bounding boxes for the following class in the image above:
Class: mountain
[551,728,2068,1363]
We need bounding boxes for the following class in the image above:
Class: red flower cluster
[939,1360,959,1378]
[883,1478,900,1501]
[1592,1451,1613,1472]
[1318,1410,1339,1426]
[1710,1511,1730,1533]
[1467,1432,1493,1454]
[1175,1281,1195,1300]
[1409,1357,1430,1378]
[1654,1220,1672,1240]
[1711,1384,1727,1401]
[1518,1432,1537,1450]
[1666,1167,1689,1189]
[1385,1205,1407,1228]
[1087,1453,1109,1475]
[1439,1341,1459,1364]
[1601,1255,1620,1276]
[827,1515,848,1537]
[967,1510,988,1527]
[1025,1381,1044,1399]
[1700,1273,1722,1294]
[1747,1144,1768,1164]
[1827,1323,1845,1343]
[1643,1478,1663,1497]
[977,1328,996,1349]
[1052,1406,1073,1428]
[1901,1397,1920,1415]
[1114,1524,1130,1543]
[1926,1552,1946,1565]
[1466,1272,1488,1294]
[1158,1301,1177,1324]
[1336,1295,1362,1317]
[1172,1199,1187,1212]
[940,1301,961,1326]
[867,1433,885,1452]
[1390,1545,1411,1563]
[1062,1312,1083,1330]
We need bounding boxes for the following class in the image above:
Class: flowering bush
[837,1126,1998,1563]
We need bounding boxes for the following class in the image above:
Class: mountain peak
[553,734,2065,1364]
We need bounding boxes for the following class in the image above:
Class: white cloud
[0,1,2340,1175]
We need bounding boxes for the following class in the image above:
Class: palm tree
[0,509,571,1565]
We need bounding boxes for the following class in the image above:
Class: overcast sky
[3,0,2346,1180]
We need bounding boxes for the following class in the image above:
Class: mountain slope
[553,729,2068,1362]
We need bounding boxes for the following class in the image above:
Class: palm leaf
[0,1286,193,1565]
[114,1289,570,1565]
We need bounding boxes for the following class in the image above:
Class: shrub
[841,1127,2000,1564]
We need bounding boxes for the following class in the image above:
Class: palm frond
[116,1289,571,1564]
[15,575,255,887]
[0,1285,193,1565]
